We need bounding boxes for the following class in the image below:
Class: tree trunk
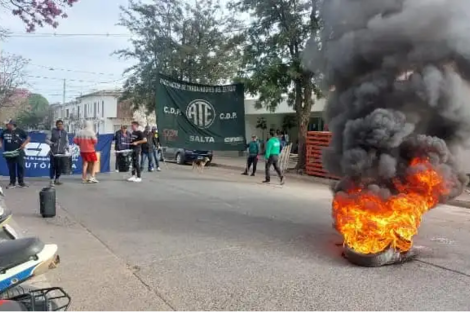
[295,75,314,172]
[296,110,309,172]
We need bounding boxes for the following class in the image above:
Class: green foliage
[115,0,244,113]
[15,93,52,130]
[229,0,323,169]
[282,114,296,130]
[27,93,49,112]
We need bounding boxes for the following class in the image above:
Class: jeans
[265,155,282,182]
[140,151,153,171]
[49,155,62,180]
[131,150,141,178]
[151,148,160,168]
[245,155,258,174]
[6,150,25,185]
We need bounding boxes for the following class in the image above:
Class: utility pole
[62,79,66,104]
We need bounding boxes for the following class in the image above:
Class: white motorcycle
[0,188,71,311]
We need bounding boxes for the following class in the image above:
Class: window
[102,101,104,117]
[94,102,97,118]
[66,109,69,118]
[77,106,81,118]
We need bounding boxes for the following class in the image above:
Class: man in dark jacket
[140,126,155,172]
[114,125,131,172]
[151,126,161,171]
[0,120,30,189]
[45,120,69,186]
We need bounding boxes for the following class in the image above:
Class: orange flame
[333,158,449,255]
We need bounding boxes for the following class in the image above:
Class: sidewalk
[3,180,171,311]
[211,155,470,208]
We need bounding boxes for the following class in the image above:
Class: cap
[8,120,16,126]
[152,126,157,131]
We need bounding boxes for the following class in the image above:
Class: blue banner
[0,132,113,177]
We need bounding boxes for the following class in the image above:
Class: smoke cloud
[303,0,470,200]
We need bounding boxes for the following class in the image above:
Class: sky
[1,0,135,104]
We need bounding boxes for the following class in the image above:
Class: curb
[211,162,337,186]
[211,162,470,209]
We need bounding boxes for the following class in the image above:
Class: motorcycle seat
[0,237,45,273]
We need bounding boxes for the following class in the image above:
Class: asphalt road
[6,163,470,310]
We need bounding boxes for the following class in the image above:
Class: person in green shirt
[263,129,284,184]
[242,135,260,176]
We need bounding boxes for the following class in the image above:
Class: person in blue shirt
[242,135,260,176]
[0,120,30,188]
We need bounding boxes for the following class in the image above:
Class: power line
[26,75,127,84]
[28,63,118,76]
[8,33,131,38]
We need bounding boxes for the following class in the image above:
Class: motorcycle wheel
[0,285,58,311]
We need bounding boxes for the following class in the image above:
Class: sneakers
[18,183,28,188]
[157,167,161,172]
[262,180,270,184]
[89,177,99,183]
[54,180,63,186]
[251,173,255,176]
[280,176,285,185]
[127,176,136,182]
[6,184,16,189]
[127,176,142,182]
[241,172,248,176]
[115,170,119,173]
[50,180,55,187]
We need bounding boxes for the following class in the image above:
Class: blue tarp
[0,132,113,177]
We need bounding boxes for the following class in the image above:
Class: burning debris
[302,0,470,266]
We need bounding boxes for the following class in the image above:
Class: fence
[305,131,338,179]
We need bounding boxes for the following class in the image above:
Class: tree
[0,52,29,107]
[1,0,80,32]
[15,93,51,130]
[115,0,244,113]
[230,0,323,170]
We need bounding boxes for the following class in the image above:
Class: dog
[192,157,210,173]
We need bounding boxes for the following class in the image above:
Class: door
[163,147,176,160]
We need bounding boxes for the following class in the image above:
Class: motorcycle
[0,188,71,310]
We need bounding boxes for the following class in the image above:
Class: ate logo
[24,143,50,157]
[186,99,215,129]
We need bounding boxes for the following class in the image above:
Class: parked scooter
[0,237,71,311]
[0,188,71,310]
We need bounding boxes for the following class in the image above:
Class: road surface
[5,163,470,310]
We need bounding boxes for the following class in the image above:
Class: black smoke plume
[302,0,470,200]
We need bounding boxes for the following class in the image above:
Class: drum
[116,150,132,172]
[54,155,72,175]
[60,156,73,175]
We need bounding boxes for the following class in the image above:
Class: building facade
[51,90,156,134]
[244,96,327,143]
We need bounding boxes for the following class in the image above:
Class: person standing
[113,125,131,172]
[263,129,284,184]
[73,121,98,184]
[242,135,260,176]
[128,121,147,182]
[150,126,161,171]
[0,120,30,189]
[45,119,69,186]
[140,126,154,172]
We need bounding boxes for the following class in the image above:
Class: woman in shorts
[73,121,98,183]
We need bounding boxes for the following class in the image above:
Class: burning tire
[343,245,417,267]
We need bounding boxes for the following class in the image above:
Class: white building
[244,96,327,143]
[51,90,156,134]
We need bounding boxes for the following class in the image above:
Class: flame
[333,158,449,255]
